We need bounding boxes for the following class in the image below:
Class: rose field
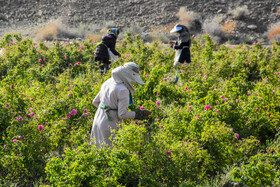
[0,33,280,186]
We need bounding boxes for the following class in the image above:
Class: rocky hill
[0,0,280,44]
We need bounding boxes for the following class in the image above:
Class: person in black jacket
[95,28,121,75]
[169,24,191,68]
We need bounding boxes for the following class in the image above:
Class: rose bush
[0,33,279,186]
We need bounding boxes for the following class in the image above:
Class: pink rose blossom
[163,78,167,81]
[140,106,144,110]
[6,103,9,107]
[13,139,17,142]
[166,151,171,155]
[205,105,210,110]
[77,62,81,65]
[82,113,89,116]
[235,133,239,139]
[149,63,153,66]
[66,113,71,118]
[185,87,188,90]
[156,101,160,105]
[30,98,34,101]
[38,125,43,130]
[217,110,219,114]
[71,109,77,115]
[18,136,22,139]
[39,59,42,63]
[195,116,200,120]
[145,75,149,78]
[4,145,7,148]
[188,106,192,109]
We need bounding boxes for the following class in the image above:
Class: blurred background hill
[0,0,280,44]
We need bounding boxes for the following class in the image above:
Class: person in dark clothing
[169,24,191,68]
[95,28,121,75]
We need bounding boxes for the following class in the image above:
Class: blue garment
[129,92,133,105]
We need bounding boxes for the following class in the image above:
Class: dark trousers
[95,57,111,75]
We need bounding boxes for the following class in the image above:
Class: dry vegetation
[203,16,227,43]
[176,7,201,32]
[34,21,82,41]
[85,34,102,42]
[221,20,237,34]
[34,22,60,41]
[276,8,280,15]
[230,5,249,20]
[268,23,280,42]
[153,24,177,33]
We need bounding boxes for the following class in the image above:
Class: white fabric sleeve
[92,92,101,108]
[117,89,136,119]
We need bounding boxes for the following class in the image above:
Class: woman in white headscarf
[90,62,151,148]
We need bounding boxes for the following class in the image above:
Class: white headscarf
[112,62,145,94]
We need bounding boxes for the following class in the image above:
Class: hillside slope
[0,0,280,43]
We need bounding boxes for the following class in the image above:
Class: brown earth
[0,0,280,44]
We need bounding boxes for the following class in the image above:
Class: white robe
[90,78,135,148]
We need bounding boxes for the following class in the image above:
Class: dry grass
[175,7,201,32]
[176,7,196,26]
[230,5,249,20]
[34,21,80,41]
[276,8,280,15]
[153,23,177,33]
[221,20,236,34]
[85,34,102,42]
[35,22,59,41]
[203,17,227,43]
[268,24,280,39]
